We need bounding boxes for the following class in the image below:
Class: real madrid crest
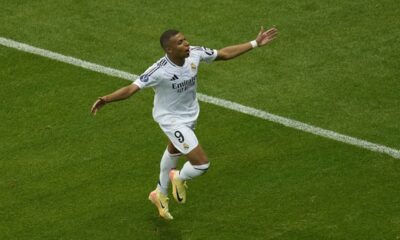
[183,143,190,150]
[191,63,196,71]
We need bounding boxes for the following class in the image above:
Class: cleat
[169,170,187,204]
[148,189,173,220]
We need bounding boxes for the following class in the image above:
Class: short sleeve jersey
[133,46,218,126]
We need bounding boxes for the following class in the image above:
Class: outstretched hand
[91,98,107,115]
[256,26,278,47]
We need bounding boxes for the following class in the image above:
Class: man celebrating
[91,26,278,220]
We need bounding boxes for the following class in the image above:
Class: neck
[167,54,185,66]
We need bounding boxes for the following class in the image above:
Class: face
[166,32,190,58]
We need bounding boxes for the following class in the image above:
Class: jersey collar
[165,55,186,68]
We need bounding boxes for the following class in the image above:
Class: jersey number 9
[174,131,185,143]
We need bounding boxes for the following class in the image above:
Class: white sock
[157,149,180,194]
[179,162,210,180]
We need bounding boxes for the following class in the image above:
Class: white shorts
[159,122,198,155]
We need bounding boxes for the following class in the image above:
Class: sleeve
[192,46,218,63]
[133,64,161,89]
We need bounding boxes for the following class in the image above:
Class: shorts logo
[183,143,190,150]
[140,74,149,83]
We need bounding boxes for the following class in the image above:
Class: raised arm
[215,26,278,61]
[91,83,140,115]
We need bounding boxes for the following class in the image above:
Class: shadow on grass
[150,217,182,240]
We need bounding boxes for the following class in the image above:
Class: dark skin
[163,32,191,66]
[91,27,278,164]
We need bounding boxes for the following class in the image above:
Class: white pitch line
[197,94,400,159]
[0,37,138,81]
[1,36,399,159]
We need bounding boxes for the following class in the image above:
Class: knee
[193,162,210,173]
[199,157,209,165]
[167,142,181,155]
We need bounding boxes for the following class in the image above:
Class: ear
[165,46,173,54]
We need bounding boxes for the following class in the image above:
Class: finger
[265,30,278,39]
[256,26,263,37]
[91,100,100,113]
[270,31,279,38]
[266,28,278,35]
[260,34,278,45]
[264,33,278,42]
[266,30,278,37]
[90,103,97,113]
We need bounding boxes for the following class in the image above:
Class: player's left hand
[256,26,278,47]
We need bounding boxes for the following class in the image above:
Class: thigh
[186,144,209,165]
[161,124,199,155]
[167,141,181,154]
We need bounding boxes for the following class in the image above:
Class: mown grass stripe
[0,37,138,81]
[1,36,399,159]
[197,94,400,159]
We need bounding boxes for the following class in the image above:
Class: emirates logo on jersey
[172,75,197,93]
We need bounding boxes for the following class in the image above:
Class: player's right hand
[91,98,107,115]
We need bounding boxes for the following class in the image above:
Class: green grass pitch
[1,0,400,239]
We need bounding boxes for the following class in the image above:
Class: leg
[185,144,209,165]
[149,141,181,220]
[167,141,181,155]
[169,144,211,204]
[161,123,210,203]
[157,141,181,195]
[178,144,210,180]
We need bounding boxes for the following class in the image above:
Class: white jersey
[133,46,218,125]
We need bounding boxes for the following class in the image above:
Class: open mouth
[185,49,190,56]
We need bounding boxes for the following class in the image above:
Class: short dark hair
[160,29,179,50]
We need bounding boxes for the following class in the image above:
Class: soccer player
[91,26,278,220]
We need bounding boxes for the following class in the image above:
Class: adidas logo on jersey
[170,74,179,81]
